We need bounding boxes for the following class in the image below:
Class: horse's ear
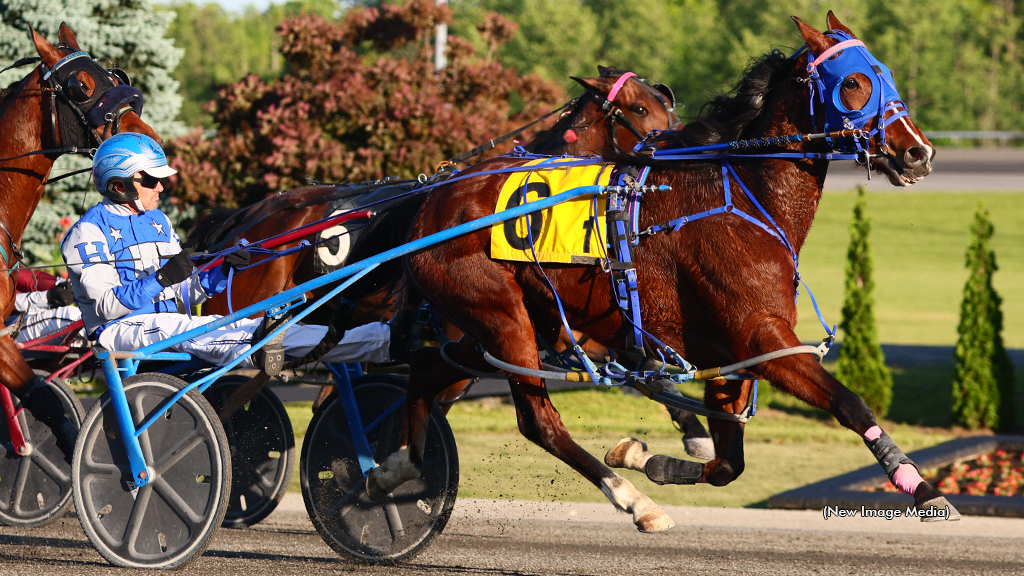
[30,27,62,67]
[825,11,856,37]
[792,16,832,56]
[58,22,81,51]
[572,75,615,96]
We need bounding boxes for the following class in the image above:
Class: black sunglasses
[133,173,162,189]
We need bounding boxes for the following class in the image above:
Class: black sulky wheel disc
[0,372,84,527]
[72,372,230,569]
[300,374,459,564]
[202,375,294,528]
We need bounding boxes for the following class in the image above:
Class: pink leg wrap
[892,463,924,495]
[863,426,882,441]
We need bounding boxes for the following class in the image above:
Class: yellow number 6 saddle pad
[489,158,615,264]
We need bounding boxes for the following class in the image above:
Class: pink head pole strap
[606,72,637,103]
[807,39,866,72]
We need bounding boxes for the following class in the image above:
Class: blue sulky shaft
[98,183,609,486]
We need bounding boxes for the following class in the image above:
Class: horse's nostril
[905,146,927,166]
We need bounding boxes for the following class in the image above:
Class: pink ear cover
[563,129,578,143]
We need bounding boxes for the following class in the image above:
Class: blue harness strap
[605,168,645,352]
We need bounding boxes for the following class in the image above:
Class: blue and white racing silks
[61,199,228,338]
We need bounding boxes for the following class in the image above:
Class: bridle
[40,43,144,149]
[564,72,682,149]
[797,30,910,160]
[0,44,146,276]
[0,43,144,162]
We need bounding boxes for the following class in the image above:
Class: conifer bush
[952,203,1015,431]
[835,185,893,418]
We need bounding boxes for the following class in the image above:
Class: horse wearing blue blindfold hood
[352,11,950,533]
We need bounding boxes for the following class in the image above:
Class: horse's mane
[0,80,23,115]
[653,49,795,150]
[184,206,248,250]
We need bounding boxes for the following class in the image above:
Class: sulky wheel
[0,372,84,527]
[72,373,230,569]
[203,375,294,528]
[300,374,459,564]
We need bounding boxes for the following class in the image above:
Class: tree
[952,203,1015,430]
[167,0,562,208]
[0,0,184,263]
[835,185,893,419]
[167,0,341,126]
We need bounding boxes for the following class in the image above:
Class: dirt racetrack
[3,495,1023,576]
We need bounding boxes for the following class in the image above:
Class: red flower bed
[867,449,1024,497]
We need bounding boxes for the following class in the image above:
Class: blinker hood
[42,50,144,128]
[805,30,908,152]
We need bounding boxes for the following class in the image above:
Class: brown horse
[0,24,159,455]
[363,13,957,531]
[185,67,715,457]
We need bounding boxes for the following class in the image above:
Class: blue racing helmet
[92,133,177,204]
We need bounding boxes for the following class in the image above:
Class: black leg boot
[15,378,78,464]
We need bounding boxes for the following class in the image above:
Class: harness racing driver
[61,133,392,403]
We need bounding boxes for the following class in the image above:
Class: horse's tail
[341,189,430,301]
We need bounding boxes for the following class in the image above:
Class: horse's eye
[66,75,91,102]
[631,105,649,117]
[842,77,859,91]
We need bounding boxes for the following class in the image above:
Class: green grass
[794,191,1024,347]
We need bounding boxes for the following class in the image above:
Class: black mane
[184,206,247,250]
[651,49,795,149]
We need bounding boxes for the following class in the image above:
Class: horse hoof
[918,495,961,522]
[605,438,650,471]
[683,437,715,460]
[365,468,388,502]
[635,508,675,533]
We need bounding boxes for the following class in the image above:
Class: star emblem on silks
[109,226,123,244]
[151,221,165,236]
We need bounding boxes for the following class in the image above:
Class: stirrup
[251,314,288,375]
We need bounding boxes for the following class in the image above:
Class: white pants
[97,313,390,368]
[12,306,85,345]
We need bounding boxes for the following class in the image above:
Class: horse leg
[749,315,960,521]
[605,378,748,486]
[639,358,715,460]
[365,338,491,500]
[369,309,673,531]
[0,335,77,462]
